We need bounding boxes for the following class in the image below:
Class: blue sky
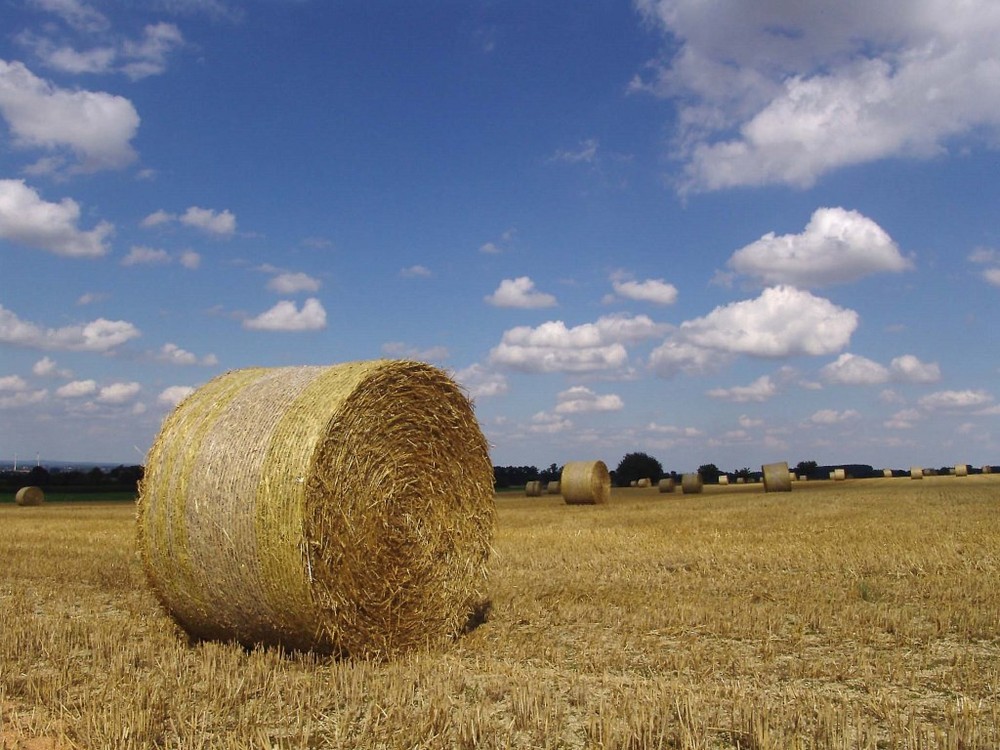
[1,0,998,472]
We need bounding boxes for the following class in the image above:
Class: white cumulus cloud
[728,207,912,287]
[158,385,195,408]
[889,354,941,383]
[56,379,97,398]
[611,277,679,305]
[918,389,994,410]
[485,276,557,309]
[0,304,140,351]
[97,381,140,404]
[180,206,236,236]
[706,374,777,402]
[267,272,321,294]
[453,363,509,399]
[809,408,861,425]
[0,179,113,257]
[554,385,624,414]
[122,245,170,266]
[243,298,327,332]
[821,353,890,385]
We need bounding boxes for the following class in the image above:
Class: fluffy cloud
[728,207,911,287]
[122,245,170,266]
[158,385,195,408]
[633,1,1000,191]
[554,385,624,414]
[918,389,994,410]
[453,363,509,399]
[0,304,140,351]
[97,381,141,404]
[809,408,861,425]
[267,272,321,294]
[33,356,72,378]
[32,0,110,33]
[884,408,923,430]
[611,277,679,305]
[821,353,890,385]
[399,265,432,278]
[528,411,573,434]
[489,314,664,374]
[56,379,97,398]
[0,59,139,171]
[0,179,113,257]
[889,354,941,383]
[243,298,327,332]
[484,277,557,309]
[0,375,28,392]
[706,374,777,402]
[156,343,217,366]
[180,206,236,236]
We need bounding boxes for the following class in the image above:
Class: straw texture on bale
[14,486,44,506]
[681,473,703,494]
[136,360,495,659]
[955,464,968,477]
[560,461,610,505]
[910,466,924,480]
[658,477,675,493]
[525,480,543,497]
[546,481,561,495]
[762,462,792,493]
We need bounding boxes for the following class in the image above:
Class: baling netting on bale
[136,360,495,660]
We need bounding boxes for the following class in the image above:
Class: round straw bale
[883,469,893,478]
[546,481,561,494]
[525,480,542,497]
[983,466,993,474]
[560,461,610,505]
[14,486,44,506]
[910,466,924,480]
[736,477,745,484]
[136,360,495,659]
[717,475,729,486]
[681,473,703,494]
[658,477,675,493]
[955,464,968,477]
[636,477,651,488]
[762,462,792,493]
[832,468,846,481]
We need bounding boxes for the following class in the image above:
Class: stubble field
[1,475,998,749]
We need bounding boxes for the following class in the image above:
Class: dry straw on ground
[14,486,44,506]
[525,481,542,497]
[762,462,792,493]
[681,473,703,494]
[136,359,495,659]
[560,461,610,505]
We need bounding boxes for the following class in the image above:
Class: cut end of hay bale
[561,461,610,505]
[681,473,703,494]
[762,462,792,493]
[14,486,44,506]
[136,359,495,660]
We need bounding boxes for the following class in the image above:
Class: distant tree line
[0,465,144,494]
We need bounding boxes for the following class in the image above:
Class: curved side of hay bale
[560,461,610,505]
[883,469,894,478]
[136,360,495,659]
[910,466,924,480]
[955,464,968,477]
[718,475,729,486]
[762,462,792,493]
[832,468,846,481]
[681,473,703,494]
[658,477,675,493]
[546,481,561,495]
[525,480,542,497]
[14,486,44,506]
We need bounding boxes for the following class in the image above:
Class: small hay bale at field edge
[762,462,792,493]
[910,467,924,480]
[136,359,495,659]
[681,473,703,494]
[658,477,675,493]
[883,469,894,478]
[718,475,729,486]
[636,477,651,488]
[560,461,610,505]
[525,480,543,497]
[955,464,968,477]
[14,486,44,506]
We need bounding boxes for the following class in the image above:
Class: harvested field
[2,476,999,749]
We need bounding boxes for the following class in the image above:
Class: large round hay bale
[525,480,543,497]
[560,461,610,505]
[14,486,44,506]
[910,466,924,480]
[955,464,968,477]
[762,462,791,493]
[717,475,729,486]
[681,473,703,494]
[136,360,495,659]
[832,468,846,481]
[657,477,675,493]
[546,481,561,495]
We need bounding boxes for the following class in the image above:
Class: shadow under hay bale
[136,359,495,660]
[14,486,44,506]
[762,462,792,493]
[561,461,610,505]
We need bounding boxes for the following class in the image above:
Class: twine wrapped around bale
[681,473,703,494]
[762,462,792,493]
[15,486,44,506]
[560,461,610,505]
[658,477,675,493]
[136,360,495,659]
[525,480,543,497]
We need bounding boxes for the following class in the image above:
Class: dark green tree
[795,460,818,478]
[698,463,721,483]
[615,452,663,487]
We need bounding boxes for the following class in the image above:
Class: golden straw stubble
[136,360,495,659]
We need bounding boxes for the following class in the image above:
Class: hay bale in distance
[546,481,561,494]
[718,475,729,486]
[955,464,968,477]
[14,486,44,506]
[910,466,924,480]
[762,462,792,493]
[883,469,893,478]
[561,461,610,505]
[681,473,703,494]
[525,480,543,497]
[983,466,993,474]
[658,477,675,493]
[636,477,651,488]
[136,360,495,659]
[832,468,846,481]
